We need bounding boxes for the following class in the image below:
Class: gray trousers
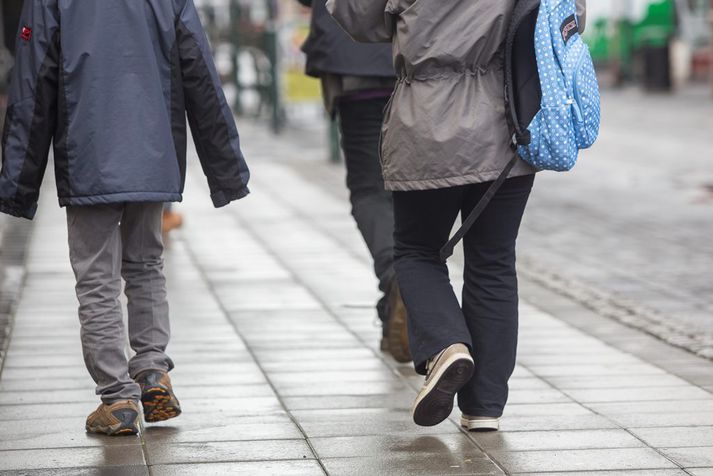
[67,203,173,403]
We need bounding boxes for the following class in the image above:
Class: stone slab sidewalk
[0,143,712,474]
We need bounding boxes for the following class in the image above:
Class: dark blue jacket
[0,0,250,220]
[299,0,394,79]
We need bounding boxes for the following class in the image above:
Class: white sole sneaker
[461,415,500,432]
[412,346,474,427]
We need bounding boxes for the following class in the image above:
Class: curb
[519,255,713,362]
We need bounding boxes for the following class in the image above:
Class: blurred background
[0,0,711,356]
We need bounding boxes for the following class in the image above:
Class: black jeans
[393,174,535,417]
[337,97,395,320]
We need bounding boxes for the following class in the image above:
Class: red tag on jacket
[20,26,32,42]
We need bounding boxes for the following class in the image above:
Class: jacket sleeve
[577,0,586,34]
[0,0,60,220]
[326,0,394,43]
[176,0,250,208]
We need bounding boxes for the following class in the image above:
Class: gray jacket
[328,0,586,191]
[0,0,250,219]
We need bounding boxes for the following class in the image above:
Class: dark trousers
[337,97,395,320]
[393,174,535,417]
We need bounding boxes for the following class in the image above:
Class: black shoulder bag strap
[439,154,519,262]
[439,0,536,263]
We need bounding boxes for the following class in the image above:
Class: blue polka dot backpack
[441,0,601,261]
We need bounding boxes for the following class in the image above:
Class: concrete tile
[0,389,95,405]
[589,400,713,415]
[275,380,407,397]
[311,434,485,459]
[145,439,313,465]
[142,414,303,443]
[292,409,460,438]
[498,414,618,432]
[547,374,691,389]
[260,359,387,373]
[631,426,713,448]
[149,461,324,476]
[609,412,713,428]
[472,429,643,452]
[490,448,677,473]
[320,454,501,476]
[0,417,137,450]
[281,393,415,411]
[514,471,687,476]
[267,369,398,385]
[564,387,711,403]
[0,378,93,392]
[527,364,666,377]
[0,467,150,476]
[661,446,713,467]
[0,445,145,471]
[506,389,572,405]
[502,403,593,417]
[688,469,713,476]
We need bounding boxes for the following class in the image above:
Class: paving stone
[292,409,462,438]
[0,417,136,451]
[149,461,324,476]
[547,374,692,390]
[608,412,713,428]
[142,414,303,443]
[310,434,486,459]
[320,454,502,476]
[490,448,677,473]
[688,469,713,476]
[281,393,415,411]
[631,427,713,448]
[0,467,150,476]
[589,400,713,415]
[502,403,593,417]
[0,445,145,471]
[563,387,711,403]
[514,471,688,476]
[472,429,644,452]
[498,414,618,432]
[144,439,314,465]
[660,447,713,467]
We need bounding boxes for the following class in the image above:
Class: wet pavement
[1,123,713,474]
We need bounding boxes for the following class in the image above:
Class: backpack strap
[439,0,540,262]
[439,154,520,262]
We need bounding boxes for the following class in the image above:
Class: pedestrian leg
[457,175,535,419]
[392,187,470,373]
[121,202,173,378]
[67,204,140,403]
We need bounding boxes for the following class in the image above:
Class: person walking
[328,0,586,430]
[0,0,250,436]
[296,0,410,362]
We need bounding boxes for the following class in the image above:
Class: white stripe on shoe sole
[461,416,500,432]
[412,352,474,427]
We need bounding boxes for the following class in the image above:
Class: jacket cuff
[210,186,250,208]
[0,199,37,220]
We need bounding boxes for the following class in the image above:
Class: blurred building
[585,0,711,90]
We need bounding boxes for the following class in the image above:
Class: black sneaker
[135,370,182,423]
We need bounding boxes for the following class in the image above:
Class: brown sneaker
[412,343,474,427]
[135,370,182,423]
[385,280,412,363]
[86,400,140,436]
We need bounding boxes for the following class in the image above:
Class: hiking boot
[412,343,474,427]
[135,370,182,423]
[461,414,500,432]
[86,400,140,436]
[385,281,411,363]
